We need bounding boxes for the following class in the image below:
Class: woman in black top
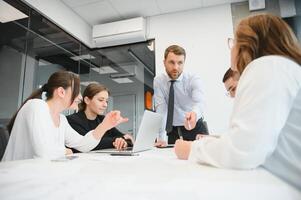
[67,83,133,152]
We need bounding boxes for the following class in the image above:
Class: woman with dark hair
[67,83,133,151]
[175,14,301,189]
[2,71,127,161]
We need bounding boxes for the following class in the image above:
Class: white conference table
[0,148,300,200]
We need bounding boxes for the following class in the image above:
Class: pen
[177,127,183,140]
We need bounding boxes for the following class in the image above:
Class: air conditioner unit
[92,17,146,48]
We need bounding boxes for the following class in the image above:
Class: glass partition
[0,0,30,124]
[0,1,156,138]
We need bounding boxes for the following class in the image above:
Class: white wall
[148,4,234,134]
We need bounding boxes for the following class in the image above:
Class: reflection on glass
[79,42,155,136]
[0,1,156,136]
[0,21,27,124]
[22,30,80,101]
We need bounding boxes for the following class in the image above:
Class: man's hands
[155,111,198,149]
[184,112,197,130]
[155,140,167,148]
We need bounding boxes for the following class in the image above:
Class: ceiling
[61,0,245,26]
[1,0,245,88]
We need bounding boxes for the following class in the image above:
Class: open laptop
[93,110,162,156]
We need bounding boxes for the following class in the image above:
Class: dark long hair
[7,71,80,133]
[79,83,110,111]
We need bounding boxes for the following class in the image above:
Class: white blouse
[2,99,99,161]
[189,56,301,189]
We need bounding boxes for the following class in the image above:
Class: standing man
[154,45,208,147]
[223,68,240,98]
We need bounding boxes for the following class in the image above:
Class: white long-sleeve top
[2,99,99,161]
[189,56,301,189]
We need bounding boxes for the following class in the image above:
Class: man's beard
[168,71,180,80]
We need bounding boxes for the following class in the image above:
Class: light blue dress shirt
[153,72,205,141]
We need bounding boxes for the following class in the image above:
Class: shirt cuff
[188,140,203,163]
[188,137,222,167]
[158,131,168,143]
[191,108,203,121]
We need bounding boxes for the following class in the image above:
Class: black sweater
[67,111,132,152]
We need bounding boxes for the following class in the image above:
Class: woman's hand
[102,111,128,131]
[123,134,134,144]
[174,139,192,160]
[113,137,127,150]
[93,111,128,140]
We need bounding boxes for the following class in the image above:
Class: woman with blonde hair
[3,71,127,161]
[175,14,301,190]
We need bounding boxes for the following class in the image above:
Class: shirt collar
[165,72,184,82]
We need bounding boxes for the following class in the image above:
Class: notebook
[93,110,162,156]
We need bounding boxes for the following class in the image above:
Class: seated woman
[67,83,133,151]
[175,14,301,190]
[2,71,127,161]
